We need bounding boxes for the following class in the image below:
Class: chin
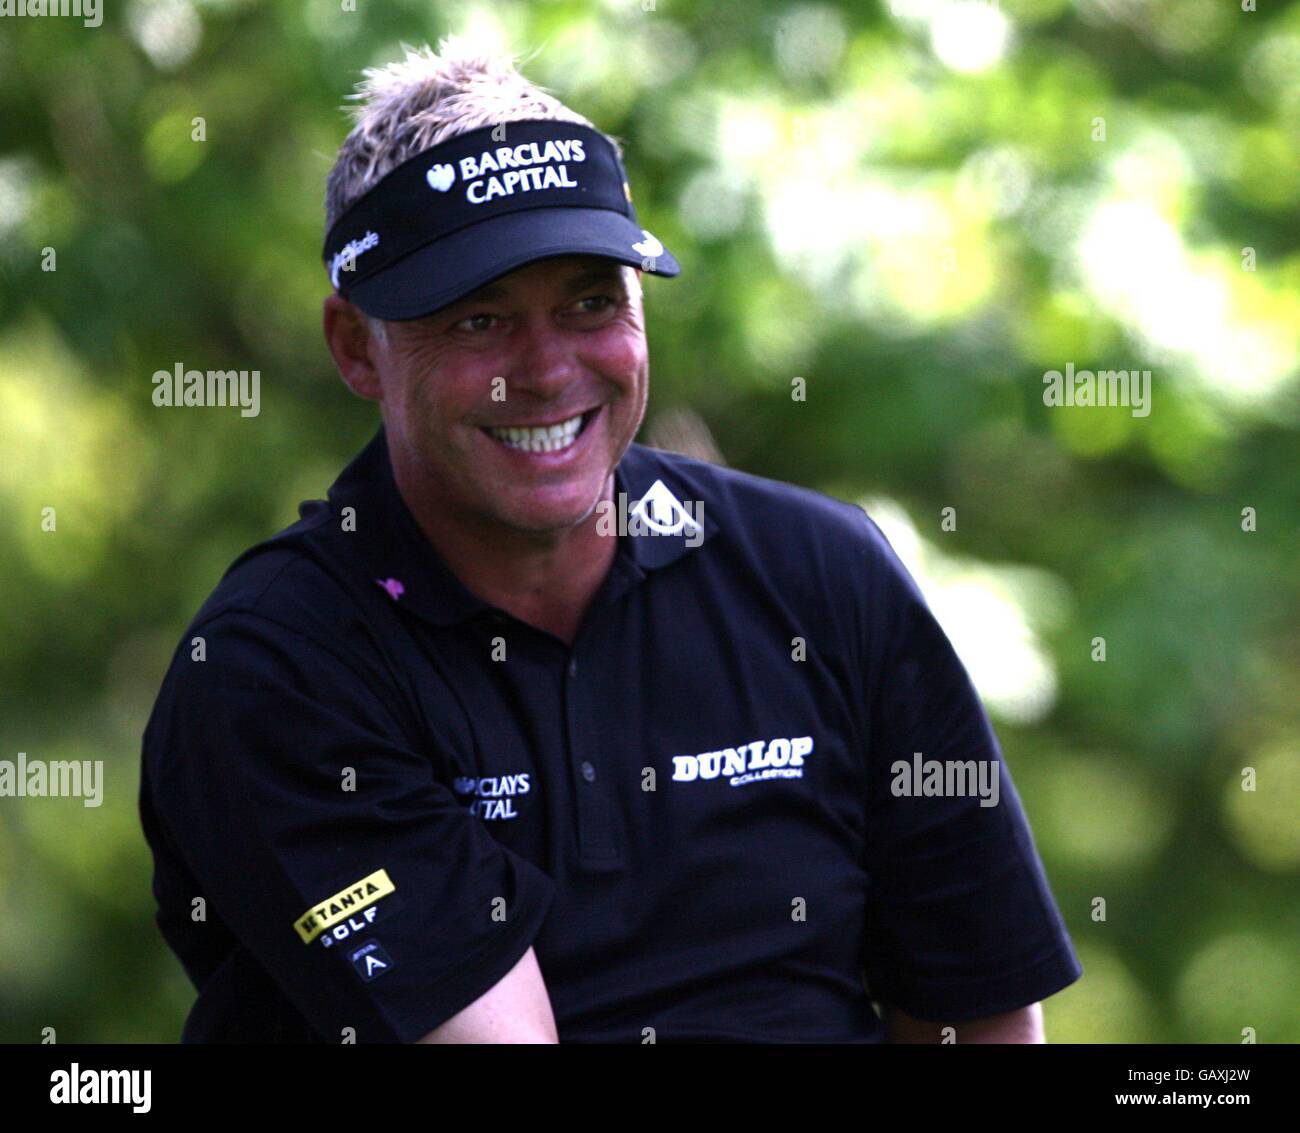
[500,486,604,534]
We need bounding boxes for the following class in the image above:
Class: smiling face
[369,254,648,543]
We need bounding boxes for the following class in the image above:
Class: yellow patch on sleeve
[293,868,396,944]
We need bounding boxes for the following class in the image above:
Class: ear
[323,294,384,401]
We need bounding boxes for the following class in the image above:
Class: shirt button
[568,657,578,677]
[580,761,596,783]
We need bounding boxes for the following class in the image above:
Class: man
[140,39,1082,1044]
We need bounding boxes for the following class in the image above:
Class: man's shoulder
[144,497,399,755]
[179,497,368,655]
[623,443,881,553]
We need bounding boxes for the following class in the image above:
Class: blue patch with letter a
[349,939,394,982]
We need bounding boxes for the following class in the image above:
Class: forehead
[453,255,627,306]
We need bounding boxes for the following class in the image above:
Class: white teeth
[485,412,587,453]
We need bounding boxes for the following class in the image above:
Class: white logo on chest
[453,772,532,820]
[672,736,813,788]
[629,479,702,536]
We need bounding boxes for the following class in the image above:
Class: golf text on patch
[890,753,1001,807]
[294,868,395,945]
[452,773,532,820]
[428,136,587,205]
[673,736,814,788]
[50,1065,150,1114]
[0,753,102,807]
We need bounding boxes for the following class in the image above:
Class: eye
[454,312,499,333]
[574,294,617,315]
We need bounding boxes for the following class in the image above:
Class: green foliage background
[1,0,1297,1043]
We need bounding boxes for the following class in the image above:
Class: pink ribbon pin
[376,577,405,601]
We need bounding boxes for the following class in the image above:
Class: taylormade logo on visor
[329,230,380,287]
[426,137,587,204]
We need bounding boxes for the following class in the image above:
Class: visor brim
[343,206,680,320]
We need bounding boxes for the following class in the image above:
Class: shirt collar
[321,424,718,630]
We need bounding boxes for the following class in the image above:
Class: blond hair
[324,35,623,232]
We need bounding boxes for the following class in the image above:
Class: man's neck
[391,460,618,647]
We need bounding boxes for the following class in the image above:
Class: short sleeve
[855,513,1082,1022]
[145,609,557,1043]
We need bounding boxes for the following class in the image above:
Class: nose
[505,317,585,403]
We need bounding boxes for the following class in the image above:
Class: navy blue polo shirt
[139,424,1082,1043]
